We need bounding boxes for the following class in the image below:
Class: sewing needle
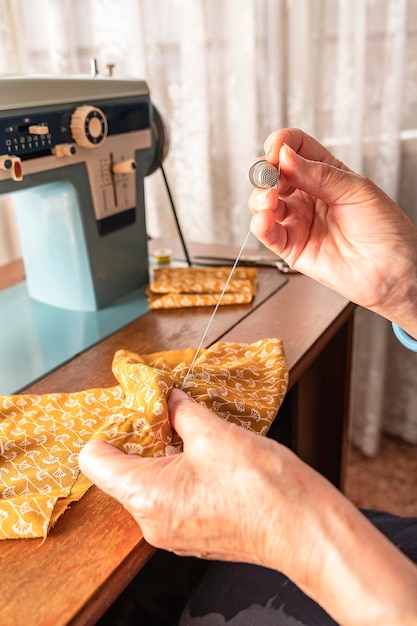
[180,227,253,389]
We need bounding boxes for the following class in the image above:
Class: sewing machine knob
[53,143,77,158]
[0,155,22,181]
[28,124,50,135]
[0,156,13,171]
[70,105,108,149]
[112,159,137,175]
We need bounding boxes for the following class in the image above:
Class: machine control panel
[0,98,149,159]
[0,95,153,228]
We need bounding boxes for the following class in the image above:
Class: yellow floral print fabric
[147,266,257,308]
[0,338,287,540]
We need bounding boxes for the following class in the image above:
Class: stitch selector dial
[70,105,108,149]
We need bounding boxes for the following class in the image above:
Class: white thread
[181,161,280,390]
[181,228,252,389]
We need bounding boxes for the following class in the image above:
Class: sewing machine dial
[70,105,108,149]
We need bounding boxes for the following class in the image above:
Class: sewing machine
[0,75,167,393]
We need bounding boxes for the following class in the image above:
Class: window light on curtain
[0,0,417,456]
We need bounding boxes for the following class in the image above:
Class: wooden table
[0,240,355,626]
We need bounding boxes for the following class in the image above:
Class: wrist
[253,448,338,580]
[372,267,417,340]
[387,271,417,339]
[361,210,417,336]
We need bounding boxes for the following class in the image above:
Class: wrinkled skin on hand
[249,129,417,334]
[79,388,319,570]
[80,389,417,626]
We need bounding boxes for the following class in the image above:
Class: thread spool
[153,248,172,264]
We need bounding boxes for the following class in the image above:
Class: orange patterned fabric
[0,338,287,540]
[147,266,257,308]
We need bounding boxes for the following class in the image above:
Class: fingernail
[280,142,291,157]
[265,146,277,163]
[265,136,285,164]
[255,187,275,210]
[169,387,189,405]
[264,143,272,161]
[280,143,300,163]
[169,387,182,400]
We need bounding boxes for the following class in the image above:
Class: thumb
[168,388,221,442]
[279,143,362,205]
[78,439,144,497]
[78,439,173,514]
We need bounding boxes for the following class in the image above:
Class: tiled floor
[344,434,417,517]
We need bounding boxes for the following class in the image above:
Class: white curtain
[1,0,417,455]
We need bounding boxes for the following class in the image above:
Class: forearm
[309,499,417,625]
[257,453,417,625]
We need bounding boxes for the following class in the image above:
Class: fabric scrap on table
[147,266,257,309]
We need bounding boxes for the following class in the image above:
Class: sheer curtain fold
[0,0,416,455]
[331,0,366,171]
[174,0,214,242]
[286,0,319,136]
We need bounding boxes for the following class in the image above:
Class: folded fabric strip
[147,266,257,309]
[0,338,287,540]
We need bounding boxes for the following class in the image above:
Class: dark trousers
[179,510,417,626]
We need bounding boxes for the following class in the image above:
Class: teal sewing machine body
[0,76,163,393]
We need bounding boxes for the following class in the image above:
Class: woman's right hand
[249,128,417,336]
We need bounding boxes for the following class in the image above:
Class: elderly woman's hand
[79,387,417,626]
[249,128,417,338]
[79,388,319,568]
